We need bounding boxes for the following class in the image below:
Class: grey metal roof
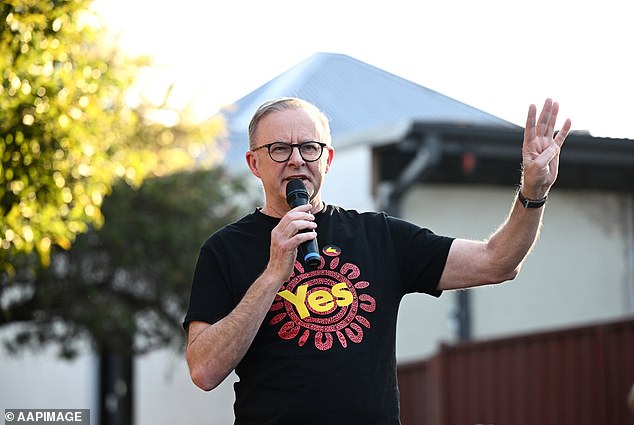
[219,52,519,168]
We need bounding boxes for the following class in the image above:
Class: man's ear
[325,146,334,173]
[246,151,261,178]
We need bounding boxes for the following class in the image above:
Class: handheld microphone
[285,179,321,269]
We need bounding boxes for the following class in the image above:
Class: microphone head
[286,179,309,207]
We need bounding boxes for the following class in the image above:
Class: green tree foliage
[2,168,255,357]
[0,0,222,274]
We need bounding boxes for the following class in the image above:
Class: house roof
[217,52,634,199]
[219,52,519,167]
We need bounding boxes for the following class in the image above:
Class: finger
[537,98,553,136]
[292,229,317,245]
[281,211,316,236]
[524,103,537,142]
[543,142,560,164]
[554,118,572,148]
[289,204,313,213]
[545,101,560,139]
[284,217,316,236]
[284,205,314,223]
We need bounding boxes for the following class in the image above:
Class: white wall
[0,327,98,423]
[0,334,237,425]
[135,349,236,425]
[397,290,457,362]
[473,189,632,338]
[397,185,633,360]
[322,144,375,212]
[396,185,511,361]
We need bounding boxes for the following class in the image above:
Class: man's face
[246,108,334,213]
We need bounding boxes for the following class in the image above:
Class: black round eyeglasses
[251,141,328,163]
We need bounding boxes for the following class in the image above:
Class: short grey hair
[247,97,332,149]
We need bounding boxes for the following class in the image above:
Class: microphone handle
[288,200,320,269]
[301,237,320,269]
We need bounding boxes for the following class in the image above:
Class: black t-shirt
[184,205,454,425]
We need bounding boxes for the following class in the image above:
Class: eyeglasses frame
[251,141,328,163]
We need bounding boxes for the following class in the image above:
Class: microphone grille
[286,179,308,205]
[286,179,306,195]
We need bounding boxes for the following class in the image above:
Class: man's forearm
[437,190,548,290]
[186,272,281,391]
[486,190,546,277]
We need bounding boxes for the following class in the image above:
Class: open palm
[521,98,572,199]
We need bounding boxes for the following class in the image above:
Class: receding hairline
[248,97,332,149]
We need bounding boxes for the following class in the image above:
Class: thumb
[537,142,560,167]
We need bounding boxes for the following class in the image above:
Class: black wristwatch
[518,191,547,208]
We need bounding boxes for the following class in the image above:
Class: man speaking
[183,97,571,424]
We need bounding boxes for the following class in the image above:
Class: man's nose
[287,145,305,165]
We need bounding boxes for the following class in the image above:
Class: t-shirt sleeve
[387,215,454,297]
[182,242,234,331]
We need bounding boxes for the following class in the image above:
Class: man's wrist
[517,189,548,208]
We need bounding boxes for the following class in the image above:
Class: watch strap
[518,191,547,208]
